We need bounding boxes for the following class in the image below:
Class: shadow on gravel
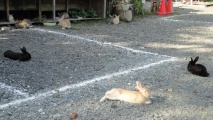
[151,95,167,103]
[173,7,201,14]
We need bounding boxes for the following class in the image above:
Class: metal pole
[53,0,56,21]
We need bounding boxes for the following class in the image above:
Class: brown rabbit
[100,81,151,104]
[58,17,71,29]
[15,19,32,29]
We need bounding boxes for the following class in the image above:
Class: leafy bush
[68,8,97,18]
[132,0,144,15]
[68,11,78,18]
[86,8,97,18]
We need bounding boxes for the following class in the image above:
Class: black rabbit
[187,56,209,77]
[4,47,31,61]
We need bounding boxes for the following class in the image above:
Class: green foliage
[86,8,98,18]
[79,9,88,18]
[206,0,213,2]
[68,11,79,18]
[68,8,97,18]
[132,0,144,15]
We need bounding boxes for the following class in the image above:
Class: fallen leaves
[166,88,173,93]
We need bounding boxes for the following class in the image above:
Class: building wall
[0,0,89,11]
[0,0,105,21]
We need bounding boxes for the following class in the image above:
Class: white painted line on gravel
[0,57,176,109]
[0,82,29,98]
[162,14,213,24]
[58,57,176,92]
[32,28,173,58]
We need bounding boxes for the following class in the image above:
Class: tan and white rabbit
[113,15,120,25]
[100,81,151,104]
[58,17,71,29]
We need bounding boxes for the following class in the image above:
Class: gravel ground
[0,4,213,120]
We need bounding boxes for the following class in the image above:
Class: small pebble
[70,113,77,120]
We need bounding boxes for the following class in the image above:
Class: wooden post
[5,0,9,21]
[89,0,91,8]
[38,0,42,22]
[53,0,56,21]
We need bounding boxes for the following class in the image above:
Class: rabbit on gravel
[107,15,114,24]
[58,17,71,29]
[187,56,209,77]
[15,19,32,29]
[113,15,120,24]
[100,81,151,104]
[4,47,31,61]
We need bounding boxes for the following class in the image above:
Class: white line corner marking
[33,28,174,57]
[0,28,176,109]
[0,57,176,109]
[0,82,29,97]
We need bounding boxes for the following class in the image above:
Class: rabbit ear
[136,81,142,88]
[190,57,193,61]
[142,88,151,98]
[21,47,27,53]
[114,15,119,19]
[194,56,199,63]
